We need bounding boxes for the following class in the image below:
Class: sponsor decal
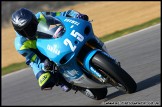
[40,75,47,84]
[76,75,85,81]
[38,73,50,86]
[67,69,79,77]
[90,67,102,78]
[64,19,80,26]
[63,69,80,79]
[47,44,60,55]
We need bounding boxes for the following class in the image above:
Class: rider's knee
[36,71,56,90]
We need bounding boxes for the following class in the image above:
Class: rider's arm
[14,33,46,78]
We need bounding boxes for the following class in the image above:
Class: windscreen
[37,15,65,38]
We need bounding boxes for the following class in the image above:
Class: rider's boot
[55,73,72,92]
[59,84,71,92]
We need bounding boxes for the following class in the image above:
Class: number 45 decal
[64,30,84,52]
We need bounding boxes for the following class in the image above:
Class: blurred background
[1,1,160,69]
[2,1,85,27]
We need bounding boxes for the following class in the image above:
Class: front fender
[83,49,102,78]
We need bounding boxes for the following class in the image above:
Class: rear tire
[79,88,107,100]
[91,52,137,93]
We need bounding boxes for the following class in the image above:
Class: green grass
[100,17,160,42]
[1,17,160,76]
[2,62,28,76]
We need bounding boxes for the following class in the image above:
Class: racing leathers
[14,10,88,90]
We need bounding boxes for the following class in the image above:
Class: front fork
[76,36,115,84]
[78,35,121,84]
[82,49,108,83]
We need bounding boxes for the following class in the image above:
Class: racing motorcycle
[36,15,137,100]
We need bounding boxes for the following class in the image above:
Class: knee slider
[37,71,56,90]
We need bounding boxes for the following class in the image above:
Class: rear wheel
[79,88,107,100]
[91,52,137,93]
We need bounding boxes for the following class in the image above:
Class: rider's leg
[55,73,72,92]
[43,59,72,92]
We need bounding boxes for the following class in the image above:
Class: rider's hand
[44,59,53,71]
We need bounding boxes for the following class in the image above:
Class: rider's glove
[44,59,54,71]
[76,14,89,21]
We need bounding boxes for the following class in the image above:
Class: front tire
[91,52,137,93]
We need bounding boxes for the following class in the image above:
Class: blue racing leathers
[14,10,88,89]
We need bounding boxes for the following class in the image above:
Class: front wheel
[79,88,107,100]
[91,52,137,93]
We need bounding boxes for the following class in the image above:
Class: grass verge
[1,17,160,76]
[100,17,160,42]
[2,62,28,76]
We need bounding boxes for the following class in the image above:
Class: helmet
[11,8,38,39]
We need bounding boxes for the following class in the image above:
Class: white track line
[105,23,160,44]
[2,67,30,78]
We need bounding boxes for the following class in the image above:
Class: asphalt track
[2,24,161,106]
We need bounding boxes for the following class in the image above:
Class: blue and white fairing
[36,16,107,88]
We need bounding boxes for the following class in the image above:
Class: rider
[11,8,115,92]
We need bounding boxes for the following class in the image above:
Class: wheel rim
[115,83,127,92]
[106,75,127,92]
[83,89,95,98]
[96,68,127,92]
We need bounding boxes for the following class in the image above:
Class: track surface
[2,24,161,105]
